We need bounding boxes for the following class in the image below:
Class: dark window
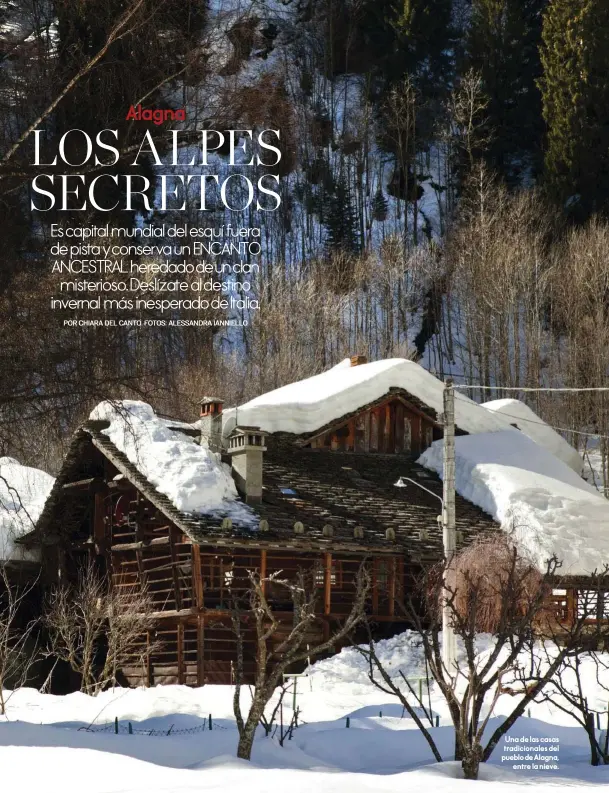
[376,559,390,591]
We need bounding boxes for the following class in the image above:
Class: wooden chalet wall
[307,396,440,455]
[56,445,405,687]
[44,437,609,688]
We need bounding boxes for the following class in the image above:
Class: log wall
[308,397,439,455]
[95,477,405,686]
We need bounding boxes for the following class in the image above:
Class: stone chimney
[227,426,267,504]
[350,354,368,367]
[199,397,224,452]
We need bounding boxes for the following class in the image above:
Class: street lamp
[394,476,457,671]
[395,476,444,510]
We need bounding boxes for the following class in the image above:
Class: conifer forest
[1,0,609,486]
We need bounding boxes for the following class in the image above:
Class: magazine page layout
[1,1,609,791]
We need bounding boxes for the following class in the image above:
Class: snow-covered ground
[1,632,608,792]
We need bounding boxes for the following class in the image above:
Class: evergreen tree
[464,0,545,182]
[324,176,360,256]
[539,0,609,217]
[321,0,454,99]
[371,188,389,222]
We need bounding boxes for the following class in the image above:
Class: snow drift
[223,360,583,478]
[418,430,609,575]
[222,358,509,438]
[90,401,256,525]
[482,398,582,474]
[0,456,54,560]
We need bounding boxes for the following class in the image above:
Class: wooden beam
[384,404,391,453]
[364,411,371,452]
[197,612,204,686]
[117,532,395,558]
[146,630,153,687]
[192,545,204,610]
[188,537,395,554]
[567,587,576,626]
[177,621,184,685]
[63,477,102,491]
[324,552,332,616]
[372,559,378,614]
[111,536,170,552]
[168,527,183,611]
[388,557,396,617]
[93,490,105,548]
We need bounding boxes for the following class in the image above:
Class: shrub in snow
[445,535,548,633]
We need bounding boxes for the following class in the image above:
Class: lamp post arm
[396,476,444,510]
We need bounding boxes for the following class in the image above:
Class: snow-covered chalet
[23,356,609,685]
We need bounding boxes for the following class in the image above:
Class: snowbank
[419,430,609,575]
[3,631,609,791]
[0,456,54,561]
[90,401,256,525]
[223,358,508,438]
[482,399,582,474]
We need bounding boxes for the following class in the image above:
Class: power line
[475,407,609,442]
[454,385,609,393]
[452,389,609,441]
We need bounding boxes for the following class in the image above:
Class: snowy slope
[2,631,609,791]
[482,399,582,474]
[418,430,609,575]
[223,358,509,438]
[0,456,54,561]
[90,401,256,525]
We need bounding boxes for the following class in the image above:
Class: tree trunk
[585,713,599,766]
[237,719,258,760]
[462,744,482,780]
[236,706,264,760]
[454,732,463,761]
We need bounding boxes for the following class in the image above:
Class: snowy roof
[222,358,508,438]
[89,401,256,527]
[482,398,582,474]
[418,430,609,576]
[0,456,54,562]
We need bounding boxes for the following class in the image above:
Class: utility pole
[442,378,457,671]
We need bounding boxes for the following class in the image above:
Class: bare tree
[363,535,608,779]
[538,650,609,765]
[450,69,491,170]
[45,562,157,694]
[358,629,442,762]
[0,564,39,714]
[256,679,290,738]
[231,566,369,760]
[0,0,148,171]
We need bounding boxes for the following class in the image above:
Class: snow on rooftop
[482,398,582,474]
[0,457,54,561]
[418,430,609,576]
[223,358,508,438]
[89,401,256,527]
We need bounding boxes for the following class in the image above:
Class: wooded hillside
[1,0,608,490]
